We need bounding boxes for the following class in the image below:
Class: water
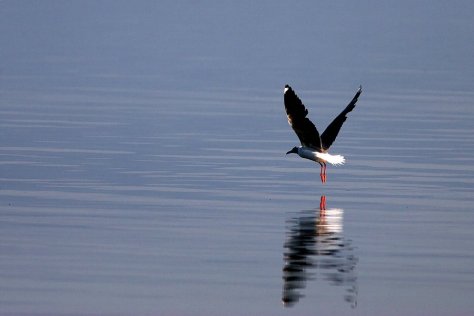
[1,2,474,315]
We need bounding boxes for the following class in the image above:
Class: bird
[284,84,362,183]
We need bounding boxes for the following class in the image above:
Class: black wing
[321,86,362,150]
[284,84,322,150]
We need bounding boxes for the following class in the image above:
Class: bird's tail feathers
[316,152,345,166]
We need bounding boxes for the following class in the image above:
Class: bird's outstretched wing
[284,84,322,150]
[320,86,362,150]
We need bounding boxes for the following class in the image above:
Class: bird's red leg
[318,162,324,183]
[322,162,327,183]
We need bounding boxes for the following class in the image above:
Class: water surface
[1,1,474,315]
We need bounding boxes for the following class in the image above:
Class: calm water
[1,2,474,316]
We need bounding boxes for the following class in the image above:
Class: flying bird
[284,84,362,183]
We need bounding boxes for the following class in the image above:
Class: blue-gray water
[1,2,474,315]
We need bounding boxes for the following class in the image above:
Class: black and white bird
[284,84,362,183]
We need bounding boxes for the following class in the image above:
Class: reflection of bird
[284,85,362,183]
[282,196,358,308]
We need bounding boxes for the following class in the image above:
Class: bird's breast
[297,147,320,162]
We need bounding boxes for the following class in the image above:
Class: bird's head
[286,146,298,155]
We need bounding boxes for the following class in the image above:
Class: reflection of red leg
[320,195,326,211]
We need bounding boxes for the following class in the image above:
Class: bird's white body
[297,146,345,166]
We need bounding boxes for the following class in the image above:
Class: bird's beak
[286,150,292,155]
